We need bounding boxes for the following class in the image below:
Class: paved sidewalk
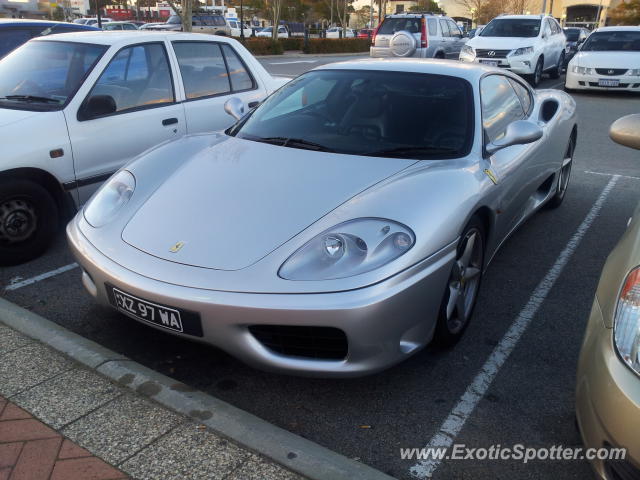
[0,323,303,480]
[0,396,128,480]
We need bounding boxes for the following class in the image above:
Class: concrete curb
[256,51,368,59]
[0,297,396,480]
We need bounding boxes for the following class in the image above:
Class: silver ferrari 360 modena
[67,59,577,377]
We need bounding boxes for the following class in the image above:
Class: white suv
[459,15,566,86]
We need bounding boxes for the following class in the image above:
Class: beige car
[576,113,640,479]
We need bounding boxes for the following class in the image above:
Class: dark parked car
[0,19,98,58]
[563,27,590,65]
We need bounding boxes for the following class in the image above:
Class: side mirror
[79,95,116,120]
[485,120,543,155]
[610,114,640,150]
[224,97,245,120]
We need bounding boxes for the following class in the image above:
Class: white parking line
[584,170,640,181]
[5,263,79,292]
[409,175,619,479]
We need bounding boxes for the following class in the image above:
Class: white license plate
[110,287,184,333]
[479,60,499,67]
[598,79,619,87]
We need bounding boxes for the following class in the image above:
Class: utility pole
[96,0,101,27]
[369,0,372,27]
[239,0,245,41]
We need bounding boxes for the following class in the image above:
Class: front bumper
[576,298,640,478]
[459,53,536,75]
[67,216,454,378]
[565,71,640,91]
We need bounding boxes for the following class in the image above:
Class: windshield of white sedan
[581,31,640,51]
[480,19,541,37]
[0,41,106,110]
[231,70,473,159]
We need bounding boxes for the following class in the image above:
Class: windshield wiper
[251,136,335,152]
[363,146,459,158]
[0,95,61,104]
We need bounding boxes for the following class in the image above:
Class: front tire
[547,138,574,209]
[0,179,59,266]
[433,216,486,347]
[529,57,544,87]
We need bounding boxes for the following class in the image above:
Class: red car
[357,29,373,38]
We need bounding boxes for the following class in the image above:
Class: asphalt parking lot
[2,58,640,479]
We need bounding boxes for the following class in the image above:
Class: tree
[52,5,65,20]
[608,0,640,25]
[409,0,444,13]
[164,0,193,31]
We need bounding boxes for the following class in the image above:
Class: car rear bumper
[370,46,430,58]
[67,216,455,378]
[575,298,640,478]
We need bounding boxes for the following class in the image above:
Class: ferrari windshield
[480,19,541,38]
[230,70,473,160]
[581,31,640,51]
[0,40,106,110]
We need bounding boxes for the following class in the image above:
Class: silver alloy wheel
[445,228,483,334]
[557,141,573,199]
[0,198,37,244]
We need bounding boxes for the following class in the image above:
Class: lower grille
[589,82,629,88]
[596,68,628,76]
[476,49,510,58]
[249,325,348,360]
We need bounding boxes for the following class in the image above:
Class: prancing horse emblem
[169,241,186,253]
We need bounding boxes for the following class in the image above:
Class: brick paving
[0,396,127,480]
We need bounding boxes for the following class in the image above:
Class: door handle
[162,118,178,126]
[248,101,259,108]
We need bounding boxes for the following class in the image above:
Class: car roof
[30,30,232,46]
[314,58,504,82]
[0,19,97,29]
[593,26,640,32]
[491,14,545,20]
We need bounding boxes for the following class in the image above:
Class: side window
[173,41,230,99]
[439,19,450,37]
[481,75,525,143]
[89,43,174,114]
[221,44,255,92]
[507,78,532,116]
[214,16,226,26]
[427,18,437,36]
[0,29,31,57]
[123,24,137,30]
[448,20,461,37]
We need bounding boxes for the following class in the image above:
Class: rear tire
[0,179,59,266]
[547,137,574,209]
[549,52,564,79]
[433,216,486,347]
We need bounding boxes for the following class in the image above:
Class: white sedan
[0,31,288,265]
[256,26,289,38]
[565,26,640,92]
[326,27,355,38]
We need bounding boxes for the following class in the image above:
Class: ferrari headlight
[84,170,135,227]
[279,218,415,280]
[510,46,534,56]
[461,45,474,56]
[614,266,640,375]
[626,69,640,76]
[572,66,593,75]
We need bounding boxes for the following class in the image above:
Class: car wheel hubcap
[558,142,573,198]
[0,198,37,244]
[445,229,483,334]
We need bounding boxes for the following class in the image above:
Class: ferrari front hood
[122,136,415,270]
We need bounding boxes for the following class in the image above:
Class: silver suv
[370,13,467,58]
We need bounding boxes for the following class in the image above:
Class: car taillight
[421,17,428,48]
[371,24,380,46]
[614,266,640,375]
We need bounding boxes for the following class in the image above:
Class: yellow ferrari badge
[169,241,185,253]
[484,168,498,185]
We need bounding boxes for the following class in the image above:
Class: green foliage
[302,37,370,53]
[243,38,285,54]
[51,6,65,21]
[609,0,640,25]
[408,0,444,13]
